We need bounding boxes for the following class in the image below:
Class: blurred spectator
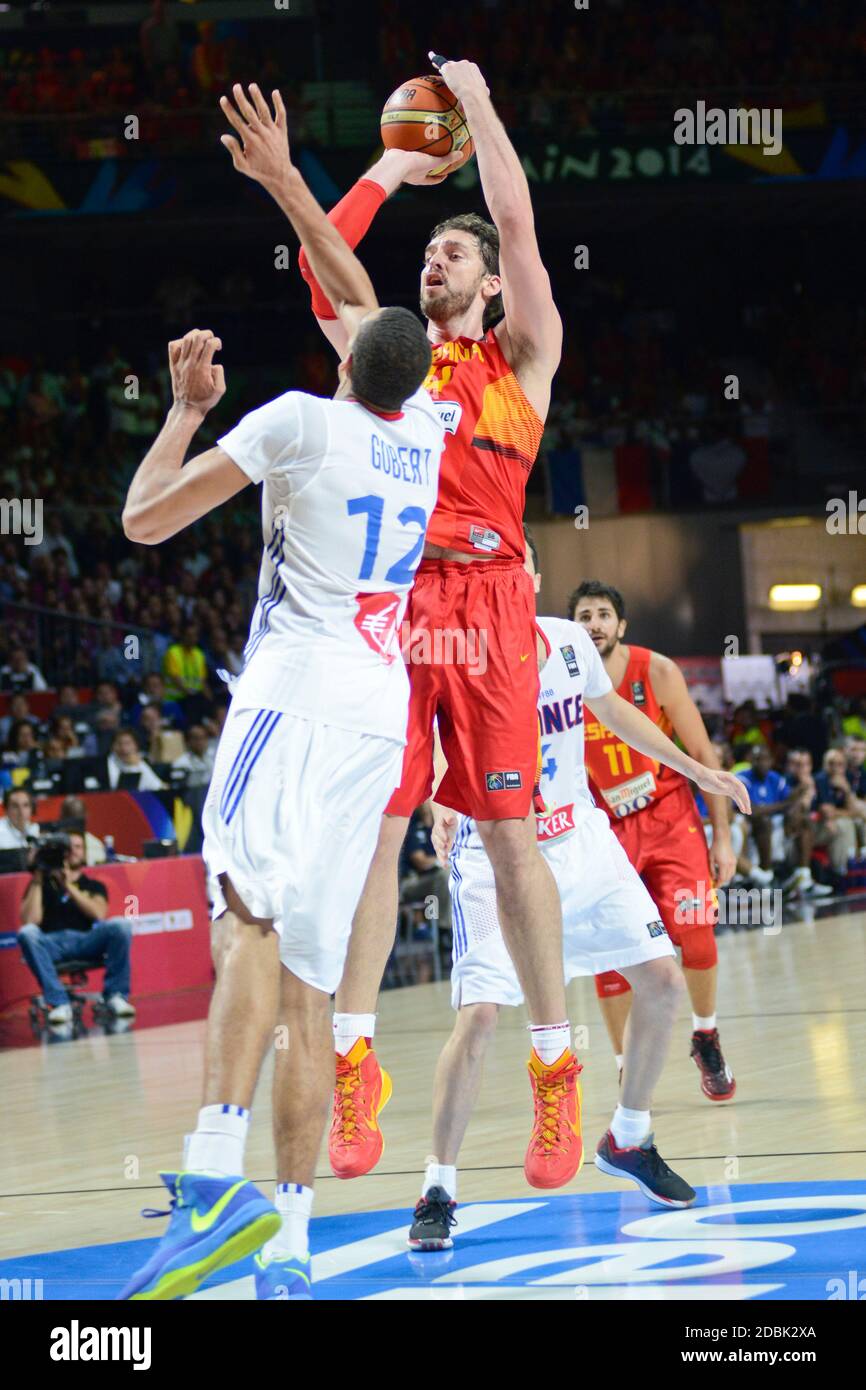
[140,0,182,83]
[134,672,185,728]
[191,21,230,97]
[4,719,42,772]
[0,646,48,693]
[172,724,216,788]
[0,786,39,850]
[0,693,40,747]
[104,729,166,791]
[843,736,866,789]
[841,698,866,741]
[29,513,79,577]
[163,623,209,717]
[813,747,866,873]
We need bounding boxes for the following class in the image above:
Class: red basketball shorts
[386,557,540,821]
[609,781,717,945]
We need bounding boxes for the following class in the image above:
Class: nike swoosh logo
[189,1179,247,1233]
[519,653,530,662]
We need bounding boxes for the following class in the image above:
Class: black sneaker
[595,1130,696,1208]
[408,1185,457,1250]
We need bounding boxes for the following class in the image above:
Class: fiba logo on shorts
[486,770,522,792]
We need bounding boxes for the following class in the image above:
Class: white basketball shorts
[449,806,676,1009]
[202,705,403,994]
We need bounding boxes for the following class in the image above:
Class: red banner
[0,856,213,1011]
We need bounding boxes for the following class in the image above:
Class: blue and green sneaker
[117,1171,281,1300]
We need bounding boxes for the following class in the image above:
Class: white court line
[362,1283,785,1301]
[191,1201,544,1300]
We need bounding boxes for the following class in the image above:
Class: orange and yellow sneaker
[524,1048,584,1189]
[328,1038,393,1179]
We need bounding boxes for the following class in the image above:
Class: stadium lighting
[768,584,822,610]
[851,585,866,608]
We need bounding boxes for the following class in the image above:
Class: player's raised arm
[589,687,752,816]
[433,55,562,408]
[295,144,466,360]
[123,330,248,545]
[220,84,378,339]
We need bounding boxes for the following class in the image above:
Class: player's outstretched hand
[168,330,226,417]
[693,766,751,815]
[431,802,459,867]
[220,83,293,193]
[428,52,490,102]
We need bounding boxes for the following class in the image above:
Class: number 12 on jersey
[348,495,427,586]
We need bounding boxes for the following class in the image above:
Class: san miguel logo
[354,592,401,663]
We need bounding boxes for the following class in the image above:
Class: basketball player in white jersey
[409,533,751,1246]
[117,87,445,1301]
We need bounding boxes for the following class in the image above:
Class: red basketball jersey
[585,645,686,821]
[422,328,544,561]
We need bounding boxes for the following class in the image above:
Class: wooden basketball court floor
[2,902,865,1300]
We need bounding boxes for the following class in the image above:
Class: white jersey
[218,386,445,743]
[455,617,612,850]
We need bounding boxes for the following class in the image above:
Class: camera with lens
[33,833,71,873]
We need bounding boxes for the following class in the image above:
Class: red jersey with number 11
[421,328,544,561]
[585,645,686,821]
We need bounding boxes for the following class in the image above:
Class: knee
[103,918,132,941]
[479,820,537,885]
[458,1002,498,1058]
[636,959,686,1014]
[18,923,40,946]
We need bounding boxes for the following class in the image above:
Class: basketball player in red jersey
[571,581,739,1101]
[218,60,577,1185]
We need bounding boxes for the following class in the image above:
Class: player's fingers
[220,133,246,168]
[272,89,287,129]
[232,82,259,126]
[219,95,247,137]
[212,364,226,394]
[248,82,271,122]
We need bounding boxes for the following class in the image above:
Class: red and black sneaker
[595,1130,696,1208]
[690,1028,736,1101]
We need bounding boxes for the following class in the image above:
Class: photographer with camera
[17,830,135,1025]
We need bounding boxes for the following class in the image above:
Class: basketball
[380,73,474,170]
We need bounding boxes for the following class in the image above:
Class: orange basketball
[380,73,474,171]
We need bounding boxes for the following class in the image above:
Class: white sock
[610,1103,651,1148]
[261,1183,314,1263]
[184,1104,249,1177]
[529,1021,571,1066]
[614,1053,624,1073]
[333,1012,376,1056]
[795,865,813,885]
[693,1013,717,1032]
[423,1161,457,1202]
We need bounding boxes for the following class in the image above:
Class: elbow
[122,508,158,545]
